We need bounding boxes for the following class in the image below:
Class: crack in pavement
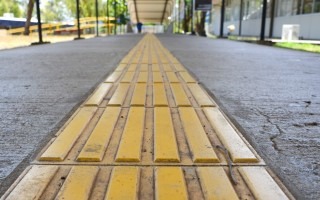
[255,108,286,152]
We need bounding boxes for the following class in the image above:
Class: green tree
[42,0,67,22]
[0,0,23,17]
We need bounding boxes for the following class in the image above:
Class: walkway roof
[127,0,174,24]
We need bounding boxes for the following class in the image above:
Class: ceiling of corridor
[127,0,174,24]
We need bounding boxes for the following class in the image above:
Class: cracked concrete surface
[158,34,320,200]
[0,35,142,195]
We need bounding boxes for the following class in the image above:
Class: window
[303,0,313,13]
[315,0,320,12]
[277,0,294,16]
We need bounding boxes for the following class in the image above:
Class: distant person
[137,22,143,33]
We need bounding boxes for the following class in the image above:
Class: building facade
[209,0,320,40]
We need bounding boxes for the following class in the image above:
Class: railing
[7,17,116,35]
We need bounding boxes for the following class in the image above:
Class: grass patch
[275,42,320,53]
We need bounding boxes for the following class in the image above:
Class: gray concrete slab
[158,34,320,200]
[0,35,142,195]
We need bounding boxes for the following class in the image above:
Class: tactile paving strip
[1,34,293,200]
[2,165,291,200]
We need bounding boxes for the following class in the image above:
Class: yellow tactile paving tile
[104,71,123,83]
[152,64,161,71]
[137,72,148,83]
[2,166,292,200]
[108,83,130,106]
[105,167,140,199]
[39,107,97,161]
[55,166,99,200]
[170,83,192,107]
[155,167,188,200]
[179,71,197,83]
[197,167,239,200]
[154,107,180,162]
[4,166,58,200]
[115,63,127,71]
[140,64,149,71]
[162,64,173,71]
[153,84,169,107]
[120,71,135,83]
[128,63,138,71]
[239,167,289,200]
[130,84,147,106]
[85,83,112,106]
[152,72,163,83]
[203,107,259,163]
[77,107,121,162]
[166,72,180,83]
[179,107,219,163]
[187,83,216,107]
[115,107,145,162]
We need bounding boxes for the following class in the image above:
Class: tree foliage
[0,0,23,17]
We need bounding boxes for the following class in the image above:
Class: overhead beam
[133,0,140,22]
[161,0,169,24]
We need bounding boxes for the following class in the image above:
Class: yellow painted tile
[5,166,58,200]
[152,64,160,71]
[153,84,168,106]
[179,72,196,83]
[128,64,138,71]
[115,63,127,71]
[85,83,112,106]
[154,107,180,162]
[105,167,139,200]
[152,57,158,64]
[166,72,180,83]
[40,107,97,161]
[105,72,122,83]
[197,167,239,200]
[56,166,99,200]
[203,107,258,163]
[153,72,163,83]
[187,84,215,107]
[77,107,121,161]
[137,72,148,83]
[131,84,147,106]
[170,84,191,107]
[179,107,219,163]
[162,64,173,71]
[141,57,149,64]
[131,55,140,63]
[155,167,188,200]
[140,64,149,71]
[239,167,289,200]
[108,84,130,106]
[120,72,135,83]
[115,107,145,162]
[174,64,186,71]
[160,58,169,64]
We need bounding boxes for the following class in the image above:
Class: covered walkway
[0,34,319,199]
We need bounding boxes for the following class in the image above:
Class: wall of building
[273,13,320,39]
[209,0,320,40]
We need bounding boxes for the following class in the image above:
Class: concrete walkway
[0,34,319,199]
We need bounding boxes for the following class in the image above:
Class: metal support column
[95,0,99,37]
[35,0,43,43]
[75,0,83,39]
[260,0,267,41]
[190,0,194,34]
[239,0,243,36]
[220,0,225,37]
